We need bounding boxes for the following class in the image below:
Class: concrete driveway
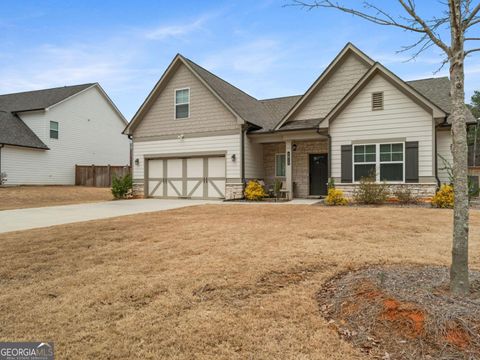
[0,199,218,234]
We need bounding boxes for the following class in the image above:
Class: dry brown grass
[0,205,479,359]
[0,186,112,210]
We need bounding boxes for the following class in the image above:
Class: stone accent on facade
[132,181,145,198]
[335,183,437,199]
[262,140,328,198]
[225,183,244,200]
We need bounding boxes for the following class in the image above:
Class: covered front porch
[249,129,329,199]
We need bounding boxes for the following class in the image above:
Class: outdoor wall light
[231,154,236,161]
[134,158,140,166]
[292,144,297,151]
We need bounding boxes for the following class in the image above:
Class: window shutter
[405,141,419,183]
[341,145,353,183]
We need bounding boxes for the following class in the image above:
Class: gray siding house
[124,43,475,200]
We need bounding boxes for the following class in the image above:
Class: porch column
[285,140,293,200]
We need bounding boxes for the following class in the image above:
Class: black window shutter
[405,141,419,183]
[341,145,353,183]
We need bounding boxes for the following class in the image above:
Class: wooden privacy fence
[75,164,131,187]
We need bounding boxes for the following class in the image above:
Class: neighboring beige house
[124,43,476,200]
[0,83,130,185]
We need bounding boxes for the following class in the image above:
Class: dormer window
[175,88,190,119]
[372,92,384,111]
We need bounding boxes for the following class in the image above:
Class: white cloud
[144,13,213,40]
[202,39,283,74]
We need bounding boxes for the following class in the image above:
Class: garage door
[147,156,226,199]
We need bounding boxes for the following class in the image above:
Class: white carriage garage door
[147,155,226,199]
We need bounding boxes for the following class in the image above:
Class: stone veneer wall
[336,183,437,199]
[225,183,244,200]
[263,140,329,198]
[133,181,144,198]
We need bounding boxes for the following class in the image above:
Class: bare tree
[291,0,479,295]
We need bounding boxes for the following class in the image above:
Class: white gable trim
[124,55,244,135]
[274,43,375,130]
[320,63,447,126]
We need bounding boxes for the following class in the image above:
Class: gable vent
[372,92,384,111]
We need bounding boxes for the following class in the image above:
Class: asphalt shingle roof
[407,77,476,123]
[182,56,274,128]
[0,84,94,149]
[182,55,472,133]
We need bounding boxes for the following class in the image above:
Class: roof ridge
[181,56,259,102]
[407,76,449,82]
[260,94,303,102]
[0,83,96,97]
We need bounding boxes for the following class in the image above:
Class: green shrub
[394,187,418,205]
[244,180,267,201]
[111,173,133,199]
[432,184,454,208]
[353,173,388,204]
[325,188,348,206]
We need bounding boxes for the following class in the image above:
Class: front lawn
[0,186,112,210]
[0,205,479,359]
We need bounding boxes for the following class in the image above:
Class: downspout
[241,125,246,184]
[434,122,442,188]
[0,144,3,185]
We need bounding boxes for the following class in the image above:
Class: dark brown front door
[309,153,328,196]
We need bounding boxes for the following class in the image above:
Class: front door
[309,154,328,196]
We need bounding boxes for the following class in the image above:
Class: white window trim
[352,142,405,183]
[49,120,59,140]
[275,153,286,177]
[174,87,190,119]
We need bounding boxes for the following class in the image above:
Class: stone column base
[225,183,244,200]
[132,181,145,198]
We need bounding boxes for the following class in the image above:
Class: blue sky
[1,0,480,119]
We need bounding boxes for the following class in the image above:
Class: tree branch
[289,0,451,56]
[398,0,451,55]
[465,47,480,55]
[463,2,480,27]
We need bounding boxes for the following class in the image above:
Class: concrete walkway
[0,199,218,234]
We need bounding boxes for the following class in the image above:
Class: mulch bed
[317,265,480,359]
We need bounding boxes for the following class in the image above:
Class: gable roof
[0,83,95,113]
[320,63,447,126]
[0,83,126,149]
[126,43,473,137]
[273,42,375,131]
[124,54,276,134]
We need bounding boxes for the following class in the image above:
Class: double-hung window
[275,153,286,177]
[175,88,190,119]
[353,143,404,182]
[50,121,59,139]
[380,143,404,181]
[353,144,376,181]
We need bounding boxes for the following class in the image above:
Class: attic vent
[372,92,384,111]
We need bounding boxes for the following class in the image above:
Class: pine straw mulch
[317,265,480,360]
